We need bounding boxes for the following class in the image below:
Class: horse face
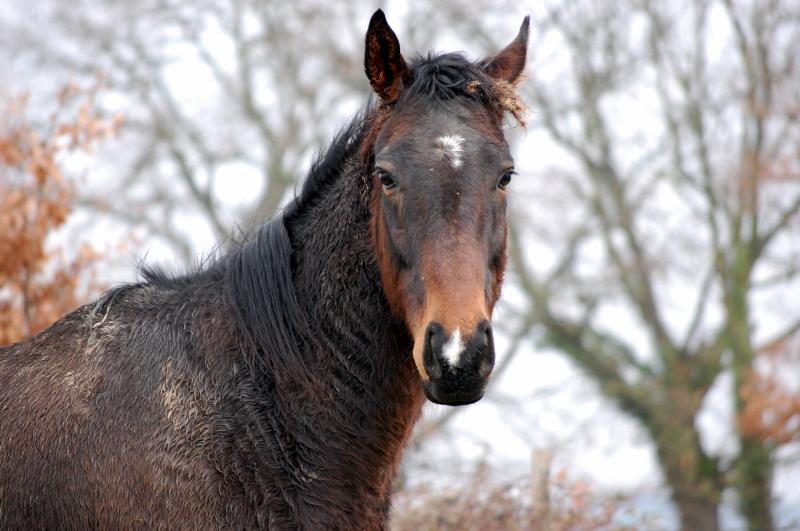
[365,11,528,406]
[372,105,512,405]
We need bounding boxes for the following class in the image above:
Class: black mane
[223,111,373,377]
[285,107,374,220]
[139,108,373,379]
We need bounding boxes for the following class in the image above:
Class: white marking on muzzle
[442,328,464,367]
[435,134,465,169]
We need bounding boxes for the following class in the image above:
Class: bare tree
[2,0,380,262]
[501,0,800,529]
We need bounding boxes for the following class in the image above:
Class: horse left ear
[364,9,411,103]
[481,16,530,85]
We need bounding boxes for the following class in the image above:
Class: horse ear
[481,16,530,85]
[364,10,411,103]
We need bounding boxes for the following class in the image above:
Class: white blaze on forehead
[442,328,465,367]
[435,134,465,169]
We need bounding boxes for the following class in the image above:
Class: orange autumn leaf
[0,81,123,345]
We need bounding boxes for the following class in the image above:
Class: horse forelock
[398,53,526,123]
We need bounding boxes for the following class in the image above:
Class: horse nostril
[477,321,494,377]
[423,322,444,380]
[472,322,490,351]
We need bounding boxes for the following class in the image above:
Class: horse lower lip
[423,385,484,406]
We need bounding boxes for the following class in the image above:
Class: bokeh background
[2,1,799,529]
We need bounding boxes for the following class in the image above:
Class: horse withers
[0,10,528,530]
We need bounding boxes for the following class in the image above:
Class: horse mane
[223,111,373,378]
[139,108,373,383]
[284,107,374,221]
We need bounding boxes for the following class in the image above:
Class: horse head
[363,10,529,405]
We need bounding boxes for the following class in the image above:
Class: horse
[0,10,528,530]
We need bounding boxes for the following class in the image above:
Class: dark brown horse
[0,10,528,530]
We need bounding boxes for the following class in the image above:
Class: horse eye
[376,169,396,190]
[497,170,515,190]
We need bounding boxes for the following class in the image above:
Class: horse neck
[280,155,425,501]
[287,155,422,408]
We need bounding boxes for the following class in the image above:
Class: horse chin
[422,382,485,406]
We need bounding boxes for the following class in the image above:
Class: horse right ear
[364,10,411,103]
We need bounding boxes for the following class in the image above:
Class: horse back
[0,287,227,529]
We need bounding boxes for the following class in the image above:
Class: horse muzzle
[420,320,495,406]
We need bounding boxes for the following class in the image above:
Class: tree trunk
[737,434,775,531]
[651,415,722,531]
[726,252,775,531]
[671,486,721,531]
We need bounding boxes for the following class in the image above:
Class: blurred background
[1,0,799,529]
